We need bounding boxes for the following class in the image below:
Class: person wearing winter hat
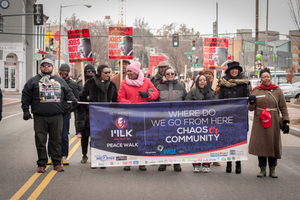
[47,63,80,166]
[118,61,159,171]
[79,64,118,167]
[156,66,187,172]
[111,60,131,89]
[150,61,170,87]
[199,70,214,83]
[248,67,289,178]
[217,61,250,174]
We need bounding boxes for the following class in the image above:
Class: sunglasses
[102,71,110,74]
[166,73,175,76]
[42,63,52,67]
[86,70,95,73]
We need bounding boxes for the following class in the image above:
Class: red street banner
[203,38,228,70]
[67,29,93,63]
[108,27,133,60]
[149,56,165,76]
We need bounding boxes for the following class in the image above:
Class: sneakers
[61,157,69,165]
[81,155,88,163]
[77,133,81,138]
[213,162,221,166]
[158,164,167,171]
[54,165,64,172]
[202,165,211,173]
[139,165,147,171]
[46,160,52,165]
[193,165,200,173]
[174,164,182,172]
[37,166,45,173]
[123,166,131,171]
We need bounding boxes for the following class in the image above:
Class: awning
[38,49,47,55]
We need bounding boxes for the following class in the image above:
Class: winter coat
[21,74,75,117]
[110,72,126,90]
[118,78,159,103]
[150,73,163,88]
[185,75,218,101]
[248,87,289,158]
[79,75,118,128]
[62,77,80,114]
[156,79,187,101]
[218,76,250,99]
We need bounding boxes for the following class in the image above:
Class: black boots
[226,161,241,174]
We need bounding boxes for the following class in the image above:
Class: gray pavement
[1,102,300,200]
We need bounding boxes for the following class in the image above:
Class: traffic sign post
[255,41,265,45]
[184,52,192,55]
[193,64,201,67]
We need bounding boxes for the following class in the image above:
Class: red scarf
[250,83,278,94]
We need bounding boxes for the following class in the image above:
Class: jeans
[258,156,277,168]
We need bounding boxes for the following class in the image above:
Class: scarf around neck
[125,72,144,87]
[156,71,163,79]
[93,75,110,102]
[39,72,52,86]
[250,83,278,94]
[217,77,249,88]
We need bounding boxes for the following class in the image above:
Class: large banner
[149,56,165,76]
[67,29,93,63]
[203,38,229,70]
[108,27,133,60]
[89,99,248,167]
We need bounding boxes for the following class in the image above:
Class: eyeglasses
[42,63,52,67]
[86,70,95,73]
[61,69,70,72]
[166,73,175,76]
[102,71,110,74]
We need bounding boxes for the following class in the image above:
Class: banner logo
[115,117,128,129]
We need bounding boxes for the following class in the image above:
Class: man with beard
[110,60,130,89]
[21,58,77,173]
[150,61,169,87]
[47,64,80,165]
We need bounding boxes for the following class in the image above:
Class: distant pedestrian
[79,64,118,167]
[150,61,169,87]
[217,61,250,174]
[0,88,2,121]
[118,61,159,171]
[248,68,289,178]
[156,67,186,172]
[47,64,80,166]
[186,75,218,173]
[21,58,77,173]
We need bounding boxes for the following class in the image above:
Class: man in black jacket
[47,63,80,166]
[150,61,169,87]
[21,58,77,173]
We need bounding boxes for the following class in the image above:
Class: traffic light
[192,40,196,51]
[172,34,179,47]
[0,14,3,33]
[196,56,198,63]
[50,38,54,50]
[33,4,43,25]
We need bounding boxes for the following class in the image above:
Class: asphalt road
[1,102,300,200]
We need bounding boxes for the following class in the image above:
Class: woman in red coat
[118,61,159,171]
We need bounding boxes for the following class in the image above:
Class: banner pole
[81,62,85,85]
[212,70,217,90]
[120,60,123,84]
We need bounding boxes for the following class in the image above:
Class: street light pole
[58,4,91,68]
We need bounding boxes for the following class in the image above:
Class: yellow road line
[68,139,81,159]
[10,135,79,200]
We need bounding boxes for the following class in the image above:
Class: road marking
[2,112,23,120]
[10,135,80,200]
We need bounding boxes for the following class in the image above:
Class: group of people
[21,58,290,178]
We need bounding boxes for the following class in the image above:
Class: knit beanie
[59,63,70,71]
[84,64,95,72]
[126,61,141,75]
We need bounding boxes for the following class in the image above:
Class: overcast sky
[36,0,295,38]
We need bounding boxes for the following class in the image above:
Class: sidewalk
[2,91,21,107]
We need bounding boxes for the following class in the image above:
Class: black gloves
[202,85,209,96]
[139,91,150,98]
[283,120,289,134]
[0,112,2,121]
[23,110,32,120]
[248,95,256,105]
[71,99,78,107]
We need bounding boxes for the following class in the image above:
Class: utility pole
[216,2,218,38]
[264,0,269,68]
[254,0,259,74]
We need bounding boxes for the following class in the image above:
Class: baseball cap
[41,58,53,66]
[260,108,272,128]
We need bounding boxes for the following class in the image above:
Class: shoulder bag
[268,91,284,131]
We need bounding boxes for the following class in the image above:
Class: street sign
[255,41,265,45]
[194,64,201,67]
[184,52,192,55]
[33,53,42,61]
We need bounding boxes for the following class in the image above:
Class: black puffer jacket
[157,79,186,101]
[185,75,218,100]
[218,74,250,99]
[79,75,118,128]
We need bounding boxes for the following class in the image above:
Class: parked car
[250,79,260,90]
[280,82,300,91]
[283,86,300,102]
